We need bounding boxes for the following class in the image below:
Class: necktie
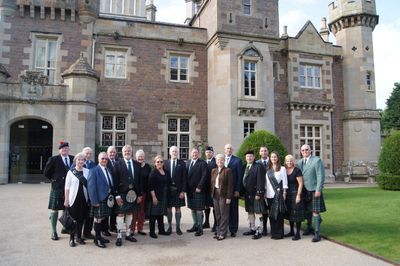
[105,168,113,186]
[303,159,307,165]
[189,160,194,172]
[263,160,267,166]
[111,159,115,166]
[172,160,176,178]
[127,161,133,181]
[64,157,69,167]
[243,164,251,186]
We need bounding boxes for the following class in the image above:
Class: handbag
[58,208,76,233]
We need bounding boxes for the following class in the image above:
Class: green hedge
[376,173,400,191]
[378,131,400,175]
[237,130,287,162]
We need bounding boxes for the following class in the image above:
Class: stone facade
[0,0,380,183]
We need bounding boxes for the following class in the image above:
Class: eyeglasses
[301,149,309,151]
[156,161,163,164]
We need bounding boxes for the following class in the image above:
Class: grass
[322,187,400,263]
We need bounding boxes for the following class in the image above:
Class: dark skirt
[147,187,168,216]
[285,188,305,222]
[267,198,284,239]
[244,195,266,214]
[68,184,88,223]
[90,197,111,219]
[303,190,327,214]
[187,191,205,211]
[116,193,140,214]
[167,187,186,208]
[48,188,65,210]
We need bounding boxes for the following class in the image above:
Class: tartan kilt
[187,191,205,211]
[90,198,111,219]
[167,190,186,208]
[304,190,327,214]
[285,189,305,222]
[147,188,168,216]
[244,196,266,214]
[116,193,140,214]
[48,188,65,210]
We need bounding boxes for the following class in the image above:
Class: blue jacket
[88,165,114,206]
[227,155,244,193]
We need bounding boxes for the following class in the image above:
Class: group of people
[44,141,326,249]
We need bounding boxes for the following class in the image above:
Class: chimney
[146,0,157,22]
[320,17,330,42]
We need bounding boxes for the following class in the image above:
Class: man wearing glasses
[297,144,326,242]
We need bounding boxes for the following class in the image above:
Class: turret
[78,0,98,24]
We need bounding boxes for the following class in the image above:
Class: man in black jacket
[43,141,74,241]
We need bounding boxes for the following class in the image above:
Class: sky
[154,0,398,110]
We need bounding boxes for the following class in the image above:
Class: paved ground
[0,184,392,266]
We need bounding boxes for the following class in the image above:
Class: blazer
[243,162,266,198]
[164,158,187,193]
[148,169,172,200]
[210,167,234,199]
[186,159,208,194]
[204,157,217,193]
[43,154,75,190]
[297,156,325,192]
[70,159,96,171]
[113,158,142,197]
[227,155,244,193]
[65,168,89,206]
[107,157,119,170]
[88,165,115,205]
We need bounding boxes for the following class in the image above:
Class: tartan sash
[267,170,286,220]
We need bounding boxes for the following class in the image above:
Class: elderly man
[256,146,270,236]
[224,144,243,237]
[113,145,142,246]
[297,144,326,242]
[43,141,74,240]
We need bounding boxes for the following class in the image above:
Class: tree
[381,82,400,132]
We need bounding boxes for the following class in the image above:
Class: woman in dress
[148,155,171,238]
[265,151,288,240]
[64,152,89,247]
[284,154,305,240]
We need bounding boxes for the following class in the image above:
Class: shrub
[376,173,400,191]
[237,130,287,162]
[378,130,400,175]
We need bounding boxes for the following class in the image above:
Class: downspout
[91,34,97,68]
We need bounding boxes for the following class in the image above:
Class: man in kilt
[186,147,208,236]
[242,150,266,240]
[256,146,270,236]
[297,144,326,242]
[113,145,142,246]
[204,146,217,231]
[87,152,114,248]
[43,141,74,240]
[164,146,187,235]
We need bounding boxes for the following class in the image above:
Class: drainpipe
[91,34,97,68]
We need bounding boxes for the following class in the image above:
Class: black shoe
[115,238,122,246]
[312,233,321,242]
[159,231,171,236]
[95,239,106,248]
[76,238,86,245]
[176,227,182,235]
[186,226,198,233]
[303,227,314,236]
[284,231,295,237]
[102,231,112,237]
[292,234,301,241]
[125,234,137,242]
[137,231,147,236]
[51,232,59,241]
[83,233,95,240]
[203,222,210,229]
[100,237,110,243]
[213,235,219,239]
[243,230,256,236]
[150,232,158,239]
[69,240,76,247]
[262,228,268,236]
[61,228,68,234]
[230,232,236,237]
[166,227,172,234]
[194,230,203,236]
[252,233,262,240]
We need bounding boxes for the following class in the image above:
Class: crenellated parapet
[329,13,378,36]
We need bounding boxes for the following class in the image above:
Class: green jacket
[297,156,325,192]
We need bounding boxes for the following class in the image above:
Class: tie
[243,164,251,186]
[105,168,113,186]
[111,159,115,166]
[189,160,194,172]
[225,157,229,167]
[127,161,133,181]
[64,157,69,167]
[263,160,267,166]
[172,160,176,178]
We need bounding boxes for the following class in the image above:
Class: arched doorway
[9,119,53,183]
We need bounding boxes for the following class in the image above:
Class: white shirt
[215,167,222,189]
[265,167,288,199]
[101,166,113,186]
[224,156,231,167]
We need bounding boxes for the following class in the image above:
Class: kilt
[116,193,140,214]
[187,191,205,211]
[48,188,65,210]
[244,196,266,214]
[285,189,305,222]
[90,198,111,219]
[304,190,327,214]
[167,189,186,208]
[147,187,168,216]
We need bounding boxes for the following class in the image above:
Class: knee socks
[50,211,58,233]
[175,212,182,229]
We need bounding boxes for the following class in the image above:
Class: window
[167,118,190,160]
[366,72,372,90]
[105,50,127,79]
[170,55,189,82]
[100,0,135,16]
[101,115,126,154]
[299,64,321,89]
[244,122,255,138]
[244,61,256,96]
[299,125,322,157]
[34,37,57,84]
[243,0,251,15]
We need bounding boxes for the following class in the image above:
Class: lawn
[322,187,400,263]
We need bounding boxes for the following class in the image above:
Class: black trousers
[150,215,165,234]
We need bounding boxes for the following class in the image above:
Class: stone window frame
[238,44,263,99]
[299,64,322,89]
[243,0,251,15]
[166,116,192,160]
[99,113,129,155]
[244,121,256,138]
[168,53,191,83]
[99,0,136,16]
[30,32,62,85]
[104,48,128,79]
[299,124,323,158]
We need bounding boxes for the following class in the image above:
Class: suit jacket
[113,158,142,197]
[43,154,75,190]
[210,167,234,199]
[243,162,266,198]
[227,155,244,193]
[297,156,325,192]
[205,157,217,193]
[88,165,115,205]
[164,159,187,193]
[107,157,119,170]
[186,159,208,194]
[256,158,269,171]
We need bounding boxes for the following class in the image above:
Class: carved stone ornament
[19,70,48,98]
